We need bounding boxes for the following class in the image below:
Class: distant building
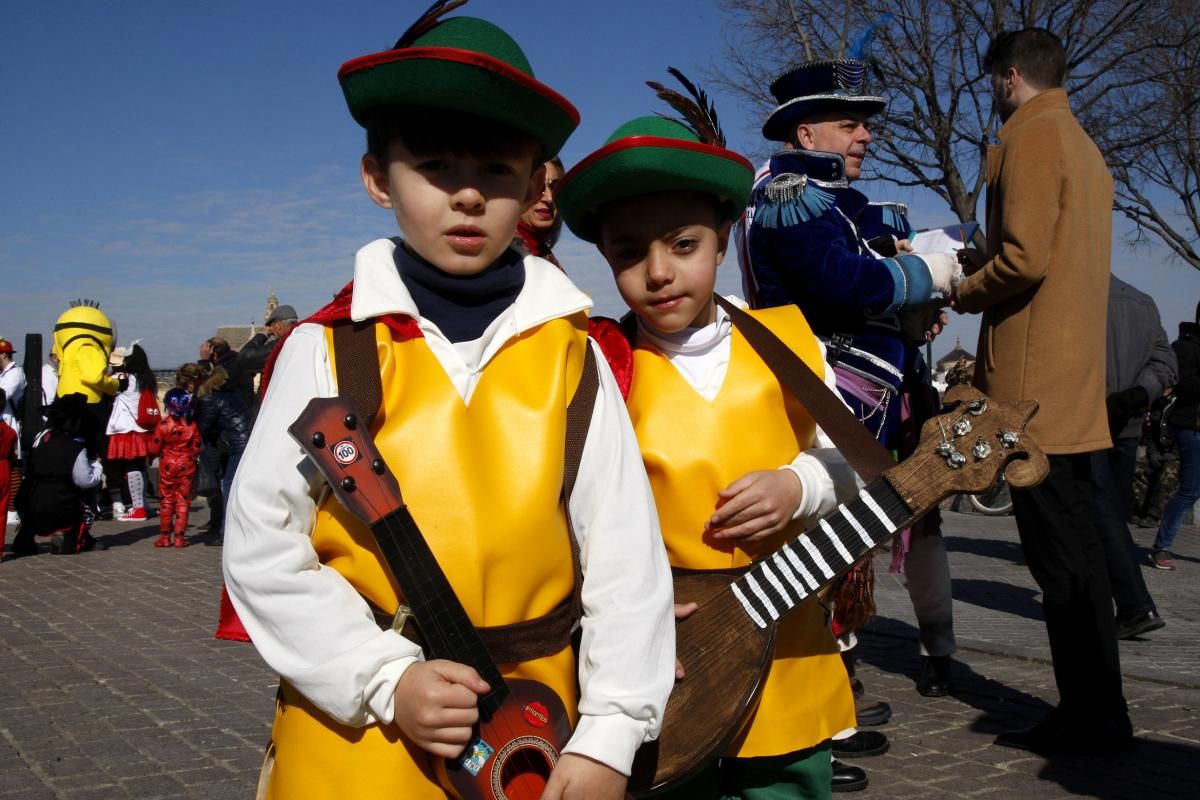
[215,291,278,352]
[933,338,976,392]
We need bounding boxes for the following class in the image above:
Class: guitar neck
[729,477,913,628]
[373,507,508,717]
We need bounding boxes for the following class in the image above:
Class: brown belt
[370,598,575,665]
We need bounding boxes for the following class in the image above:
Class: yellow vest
[626,305,855,758]
[266,315,588,800]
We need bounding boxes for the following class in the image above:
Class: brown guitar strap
[331,318,596,663]
[714,295,895,483]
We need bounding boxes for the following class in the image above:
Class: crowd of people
[1,9,1198,800]
[0,302,299,558]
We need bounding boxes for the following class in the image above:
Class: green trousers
[651,741,833,800]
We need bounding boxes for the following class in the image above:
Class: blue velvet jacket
[738,150,934,398]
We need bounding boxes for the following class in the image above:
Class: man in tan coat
[954,28,1130,754]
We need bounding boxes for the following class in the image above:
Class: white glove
[921,252,962,295]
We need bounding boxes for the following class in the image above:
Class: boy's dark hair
[983,28,1066,89]
[365,106,541,167]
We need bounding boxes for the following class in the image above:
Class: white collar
[349,238,593,335]
[637,303,733,356]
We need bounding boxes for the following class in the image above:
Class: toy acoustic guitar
[290,400,574,800]
[627,384,1050,794]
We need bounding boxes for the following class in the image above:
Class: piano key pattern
[730,479,912,628]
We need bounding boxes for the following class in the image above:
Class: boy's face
[362,141,544,275]
[598,191,730,336]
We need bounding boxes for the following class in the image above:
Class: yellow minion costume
[221,7,675,799]
[557,82,856,799]
[53,301,118,403]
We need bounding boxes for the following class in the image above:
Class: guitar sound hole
[494,741,554,799]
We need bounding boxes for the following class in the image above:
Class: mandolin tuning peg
[1000,431,1020,449]
[966,398,987,416]
[952,418,972,436]
[946,451,968,469]
[972,439,993,460]
[935,441,954,457]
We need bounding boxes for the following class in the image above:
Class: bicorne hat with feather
[556,68,754,243]
[337,1,579,160]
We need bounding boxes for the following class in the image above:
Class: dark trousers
[1011,452,1127,721]
[1091,442,1156,619]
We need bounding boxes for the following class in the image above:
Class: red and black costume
[150,415,201,548]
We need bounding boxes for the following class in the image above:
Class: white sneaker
[6,510,18,527]
[111,502,126,518]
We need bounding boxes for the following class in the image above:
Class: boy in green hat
[222,6,675,799]
[556,74,860,799]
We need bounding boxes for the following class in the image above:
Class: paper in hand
[910,222,980,255]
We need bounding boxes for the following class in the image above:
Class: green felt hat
[338,15,579,160]
[556,116,755,243]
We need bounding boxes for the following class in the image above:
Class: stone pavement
[0,504,1197,799]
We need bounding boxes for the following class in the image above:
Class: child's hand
[707,469,802,543]
[673,602,698,679]
[540,753,629,800]
[392,660,489,758]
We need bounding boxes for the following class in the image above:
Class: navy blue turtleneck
[392,240,525,344]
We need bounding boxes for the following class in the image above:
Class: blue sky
[2,1,1197,370]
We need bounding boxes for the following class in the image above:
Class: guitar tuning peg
[1000,431,1020,449]
[344,414,358,430]
[341,476,357,492]
[953,418,972,437]
[372,458,386,475]
[311,432,325,448]
[972,439,993,460]
[936,441,954,457]
[966,398,987,416]
[946,451,968,469]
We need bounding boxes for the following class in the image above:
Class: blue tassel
[754,183,836,229]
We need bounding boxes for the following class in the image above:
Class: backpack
[136,387,161,430]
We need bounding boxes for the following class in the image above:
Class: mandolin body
[438,678,573,800]
[630,571,776,795]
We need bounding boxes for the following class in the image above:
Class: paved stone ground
[0,504,1197,799]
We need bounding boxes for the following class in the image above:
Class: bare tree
[713,0,1198,267]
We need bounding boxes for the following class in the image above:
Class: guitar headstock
[886,385,1049,513]
[288,396,404,526]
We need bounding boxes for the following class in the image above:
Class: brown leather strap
[339,320,599,658]
[332,320,382,429]
[715,295,895,483]
[561,345,598,623]
[370,598,576,664]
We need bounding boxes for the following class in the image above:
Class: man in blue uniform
[737,59,959,709]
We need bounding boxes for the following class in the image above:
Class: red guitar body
[436,679,573,800]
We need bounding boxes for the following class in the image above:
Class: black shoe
[832,730,890,758]
[917,655,954,697]
[855,699,892,727]
[849,677,864,699]
[203,534,224,547]
[994,713,1133,754]
[1116,610,1166,640]
[831,760,868,792]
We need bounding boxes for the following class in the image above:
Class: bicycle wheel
[969,476,1013,516]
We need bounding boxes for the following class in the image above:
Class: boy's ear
[521,162,548,212]
[715,218,733,264]
[361,154,393,209]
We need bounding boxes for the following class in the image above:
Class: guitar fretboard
[730,478,912,628]
[373,507,508,718]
